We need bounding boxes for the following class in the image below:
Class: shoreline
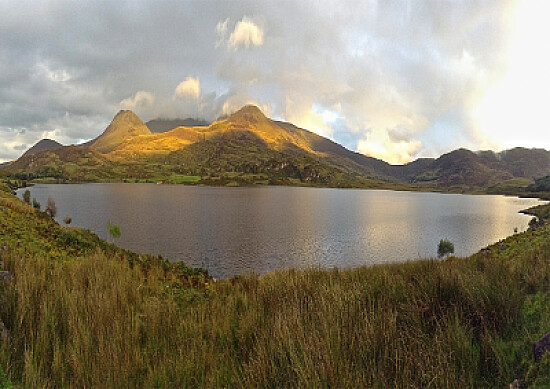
[14,180,547,280]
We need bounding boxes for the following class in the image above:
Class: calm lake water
[19,184,542,278]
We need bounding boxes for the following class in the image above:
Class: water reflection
[20,184,543,278]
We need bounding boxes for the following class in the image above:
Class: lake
[19,184,542,278]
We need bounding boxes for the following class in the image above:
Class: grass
[522,203,550,220]
[0,178,550,387]
[487,177,534,195]
[148,174,202,184]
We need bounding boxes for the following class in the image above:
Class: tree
[438,239,454,258]
[528,217,541,230]
[23,190,30,204]
[45,197,57,218]
[107,221,121,242]
[32,198,41,211]
[64,216,72,225]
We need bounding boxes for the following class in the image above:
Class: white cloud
[357,133,423,165]
[37,63,72,82]
[175,77,200,99]
[220,92,271,117]
[284,98,334,139]
[473,0,550,151]
[120,91,155,110]
[217,16,265,51]
[216,18,229,47]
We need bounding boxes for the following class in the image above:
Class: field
[0,179,549,387]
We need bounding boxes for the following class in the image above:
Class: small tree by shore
[438,239,454,258]
[32,198,40,211]
[64,216,72,226]
[23,190,30,204]
[108,221,121,242]
[45,197,57,218]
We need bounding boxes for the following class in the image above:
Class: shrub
[45,197,57,218]
[32,198,40,211]
[23,189,30,204]
[64,216,72,225]
[438,239,454,258]
[108,221,121,241]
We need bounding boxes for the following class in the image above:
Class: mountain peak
[226,105,268,123]
[90,110,151,153]
[110,109,146,127]
[21,138,63,158]
[235,104,264,115]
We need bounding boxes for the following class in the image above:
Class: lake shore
[17,182,543,278]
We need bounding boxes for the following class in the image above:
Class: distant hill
[146,118,210,133]
[5,105,550,192]
[499,148,550,178]
[21,139,63,158]
[7,146,114,181]
[412,148,550,190]
[413,149,513,188]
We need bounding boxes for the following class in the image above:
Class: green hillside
[5,106,550,193]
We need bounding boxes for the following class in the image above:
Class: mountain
[5,106,390,187]
[21,139,63,158]
[98,105,402,178]
[499,148,550,178]
[411,148,550,190]
[146,118,210,133]
[413,149,513,188]
[7,146,115,181]
[89,110,151,153]
[5,105,550,192]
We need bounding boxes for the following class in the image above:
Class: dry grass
[0,181,549,387]
[1,233,549,387]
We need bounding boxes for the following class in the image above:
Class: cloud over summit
[120,91,155,110]
[175,77,201,99]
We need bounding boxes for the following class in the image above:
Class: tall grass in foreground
[1,232,549,387]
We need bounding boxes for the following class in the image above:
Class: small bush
[23,189,30,204]
[438,239,454,258]
[32,198,40,211]
[45,197,57,218]
[108,221,121,240]
[64,216,72,225]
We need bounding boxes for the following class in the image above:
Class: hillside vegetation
[5,105,550,193]
[0,178,549,387]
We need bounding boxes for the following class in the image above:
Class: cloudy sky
[1,0,548,164]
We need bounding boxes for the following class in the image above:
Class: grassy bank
[0,180,549,387]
